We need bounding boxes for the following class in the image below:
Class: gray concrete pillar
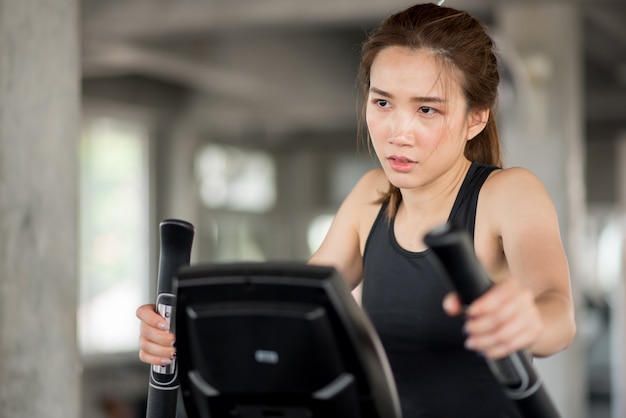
[495,3,587,418]
[0,1,81,417]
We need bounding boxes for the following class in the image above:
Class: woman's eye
[418,106,437,115]
[375,99,391,108]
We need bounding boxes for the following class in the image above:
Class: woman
[137,3,576,416]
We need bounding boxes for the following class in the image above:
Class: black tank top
[362,162,521,418]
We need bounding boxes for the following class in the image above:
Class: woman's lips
[388,155,416,173]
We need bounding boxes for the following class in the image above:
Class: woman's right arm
[309,168,386,289]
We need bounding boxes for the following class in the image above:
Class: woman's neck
[393,159,472,252]
[399,159,471,219]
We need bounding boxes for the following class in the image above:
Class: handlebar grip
[423,223,560,418]
[146,219,194,418]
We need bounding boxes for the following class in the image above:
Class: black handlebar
[423,223,561,418]
[146,219,194,418]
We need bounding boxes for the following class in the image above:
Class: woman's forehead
[369,46,462,98]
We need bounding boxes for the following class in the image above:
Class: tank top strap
[447,161,499,240]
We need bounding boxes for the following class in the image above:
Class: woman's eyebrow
[369,87,445,104]
[369,87,394,98]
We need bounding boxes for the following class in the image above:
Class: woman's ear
[466,108,490,141]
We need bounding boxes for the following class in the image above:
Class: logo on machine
[254,350,279,364]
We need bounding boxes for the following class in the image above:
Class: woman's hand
[443,278,543,359]
[136,304,177,366]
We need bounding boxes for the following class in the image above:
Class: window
[78,116,150,354]
[194,144,276,213]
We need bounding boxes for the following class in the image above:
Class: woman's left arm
[460,167,576,359]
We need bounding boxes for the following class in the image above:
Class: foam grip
[146,385,179,418]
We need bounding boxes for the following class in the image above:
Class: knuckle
[501,338,516,353]
[138,338,148,352]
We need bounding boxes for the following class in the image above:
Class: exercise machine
[145,219,401,418]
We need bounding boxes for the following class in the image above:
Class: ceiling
[81,0,626,148]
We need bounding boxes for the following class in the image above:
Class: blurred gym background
[0,0,624,417]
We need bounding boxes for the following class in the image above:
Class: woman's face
[366,46,486,190]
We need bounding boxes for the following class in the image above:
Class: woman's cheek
[366,114,386,143]
[368,129,385,155]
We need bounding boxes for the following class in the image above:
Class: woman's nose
[388,111,417,145]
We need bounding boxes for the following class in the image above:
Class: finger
[487,296,542,350]
[465,315,524,357]
[466,278,519,318]
[481,342,515,360]
[136,303,170,331]
[139,337,176,366]
[464,295,519,334]
[442,292,463,316]
[472,319,538,360]
[140,319,176,347]
[495,322,540,355]
[466,298,542,358]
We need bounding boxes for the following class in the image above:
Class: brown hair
[356,3,502,215]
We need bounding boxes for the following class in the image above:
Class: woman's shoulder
[481,165,557,223]
[331,167,385,209]
[330,167,387,218]
[485,166,547,196]
[353,167,388,195]
[340,167,387,234]
[339,167,387,215]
